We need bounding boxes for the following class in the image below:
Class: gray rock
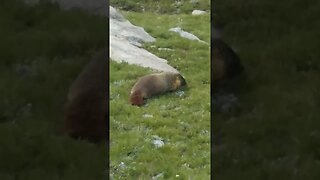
[110,6,179,73]
[151,135,165,148]
[158,48,174,51]
[142,114,153,118]
[109,6,125,21]
[152,139,165,148]
[175,90,185,97]
[192,10,206,15]
[152,172,164,179]
[169,27,208,44]
[118,162,126,169]
[110,6,155,43]
[110,36,178,73]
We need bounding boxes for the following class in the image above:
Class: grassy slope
[109,11,210,179]
[213,0,320,179]
[110,0,210,14]
[0,1,107,179]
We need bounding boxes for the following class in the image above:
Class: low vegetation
[110,0,210,14]
[213,0,320,179]
[0,1,107,179]
[110,9,210,179]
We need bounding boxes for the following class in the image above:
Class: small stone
[192,10,207,15]
[142,114,153,118]
[158,48,174,51]
[151,135,165,148]
[152,172,164,179]
[152,139,164,148]
[113,80,124,86]
[169,27,208,44]
[175,90,185,97]
[119,162,126,169]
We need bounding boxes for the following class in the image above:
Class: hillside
[109,4,210,180]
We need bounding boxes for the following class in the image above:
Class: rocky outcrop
[110,6,179,73]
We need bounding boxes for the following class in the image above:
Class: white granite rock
[169,27,208,44]
[192,10,207,15]
[110,6,179,73]
[110,36,179,73]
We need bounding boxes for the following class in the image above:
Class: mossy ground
[0,1,107,179]
[213,0,320,179]
[110,9,210,179]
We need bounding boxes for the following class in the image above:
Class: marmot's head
[212,38,243,81]
[130,89,146,106]
[171,73,187,90]
[177,74,187,87]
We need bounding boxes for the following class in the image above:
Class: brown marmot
[212,38,243,82]
[63,49,107,143]
[130,72,187,106]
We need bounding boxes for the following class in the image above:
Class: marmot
[130,72,187,106]
[63,49,108,143]
[212,38,243,82]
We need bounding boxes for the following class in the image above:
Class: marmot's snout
[178,74,187,87]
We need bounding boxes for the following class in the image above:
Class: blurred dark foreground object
[63,49,108,143]
[212,38,244,85]
[212,38,245,112]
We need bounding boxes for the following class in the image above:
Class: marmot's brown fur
[63,49,107,143]
[212,38,243,82]
[130,72,187,106]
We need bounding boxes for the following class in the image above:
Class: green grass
[0,1,107,179]
[110,11,210,179]
[213,0,320,179]
[110,0,210,14]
